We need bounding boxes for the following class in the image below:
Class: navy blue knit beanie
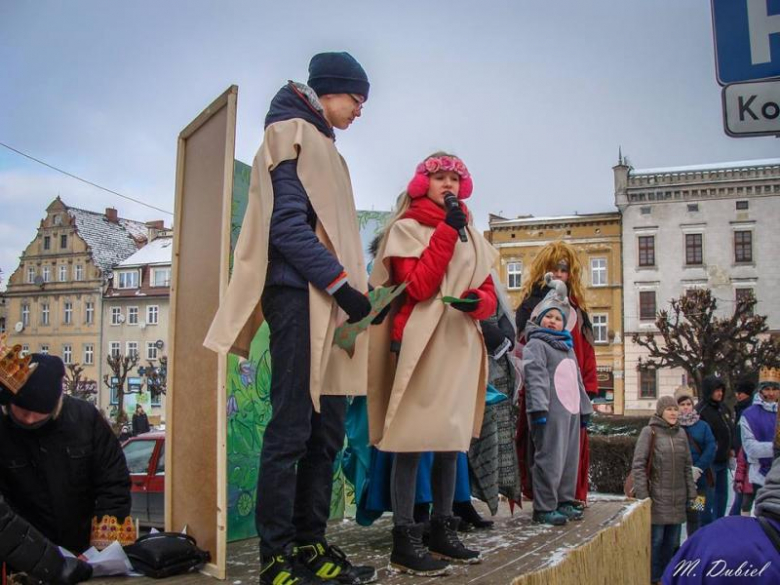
[308,52,370,100]
[11,354,65,414]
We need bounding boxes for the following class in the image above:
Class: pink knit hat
[407,155,473,200]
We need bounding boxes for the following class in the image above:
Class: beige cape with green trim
[204,119,368,411]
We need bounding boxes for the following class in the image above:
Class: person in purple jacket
[663,456,780,584]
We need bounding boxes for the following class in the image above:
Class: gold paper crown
[0,334,38,395]
[760,367,780,386]
[90,515,138,549]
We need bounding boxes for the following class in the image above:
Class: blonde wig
[519,240,589,311]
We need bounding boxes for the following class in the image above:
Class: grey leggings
[390,451,458,526]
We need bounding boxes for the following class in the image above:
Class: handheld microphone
[443,192,468,243]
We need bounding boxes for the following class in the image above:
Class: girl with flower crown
[368,152,498,576]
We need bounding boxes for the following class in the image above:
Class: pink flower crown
[407,155,473,199]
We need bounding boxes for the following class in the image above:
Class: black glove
[480,321,508,353]
[372,302,392,325]
[451,292,480,313]
[333,284,372,324]
[444,203,468,231]
[56,557,93,585]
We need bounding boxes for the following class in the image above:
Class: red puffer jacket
[389,197,496,342]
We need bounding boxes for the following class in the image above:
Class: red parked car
[122,431,165,528]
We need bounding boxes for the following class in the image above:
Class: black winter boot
[390,523,451,576]
[453,500,494,530]
[428,516,481,564]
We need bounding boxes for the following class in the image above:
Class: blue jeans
[651,524,681,581]
[701,462,728,526]
[255,287,348,556]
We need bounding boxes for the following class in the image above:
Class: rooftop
[68,206,147,273]
[117,236,173,268]
[489,211,620,228]
[631,157,780,176]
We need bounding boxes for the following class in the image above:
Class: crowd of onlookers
[631,368,780,584]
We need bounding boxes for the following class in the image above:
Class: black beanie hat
[308,52,370,100]
[11,354,65,414]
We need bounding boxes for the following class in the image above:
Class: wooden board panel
[167,86,238,579]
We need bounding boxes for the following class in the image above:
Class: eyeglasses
[349,94,365,111]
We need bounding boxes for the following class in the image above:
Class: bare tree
[103,353,141,430]
[140,355,167,402]
[63,363,97,402]
[633,288,780,401]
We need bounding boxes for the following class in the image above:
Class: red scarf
[402,196,470,227]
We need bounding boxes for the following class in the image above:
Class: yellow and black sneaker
[260,551,321,585]
[296,541,377,584]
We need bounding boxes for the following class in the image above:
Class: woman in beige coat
[369,152,498,576]
[632,395,697,583]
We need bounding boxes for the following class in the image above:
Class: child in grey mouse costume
[523,273,593,525]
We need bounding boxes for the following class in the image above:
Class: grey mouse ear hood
[531,272,571,325]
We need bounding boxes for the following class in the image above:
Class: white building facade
[616,157,780,414]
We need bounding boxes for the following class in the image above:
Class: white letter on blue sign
[748,0,780,64]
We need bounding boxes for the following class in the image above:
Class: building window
[734,230,753,263]
[639,291,657,321]
[591,258,607,286]
[64,302,73,325]
[85,302,94,324]
[60,234,67,249]
[111,307,122,325]
[27,267,35,283]
[507,262,522,290]
[74,265,84,281]
[147,305,159,325]
[110,342,121,358]
[687,203,699,212]
[117,270,139,289]
[42,266,51,283]
[128,306,139,325]
[58,265,68,282]
[0,318,4,334]
[43,236,51,251]
[736,288,754,315]
[152,267,171,288]
[592,314,608,343]
[110,382,119,405]
[685,233,703,265]
[638,236,655,267]
[736,200,749,210]
[40,344,49,355]
[126,341,138,358]
[151,392,162,408]
[63,344,72,364]
[41,303,50,326]
[21,344,29,357]
[639,369,657,399]
[84,344,94,365]
[147,342,158,360]
[21,304,30,327]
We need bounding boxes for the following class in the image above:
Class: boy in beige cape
[204,52,379,585]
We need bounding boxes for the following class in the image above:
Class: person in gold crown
[0,352,131,555]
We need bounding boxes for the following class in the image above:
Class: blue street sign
[712,0,780,84]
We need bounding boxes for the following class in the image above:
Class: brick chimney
[105,208,118,223]
[145,220,165,241]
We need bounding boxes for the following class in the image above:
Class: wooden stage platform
[93,497,650,585]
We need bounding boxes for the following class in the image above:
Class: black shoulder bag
[124,532,210,578]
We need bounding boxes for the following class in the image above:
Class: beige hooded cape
[368,218,499,452]
[203,119,368,410]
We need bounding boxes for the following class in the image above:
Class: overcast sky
[1,0,778,287]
